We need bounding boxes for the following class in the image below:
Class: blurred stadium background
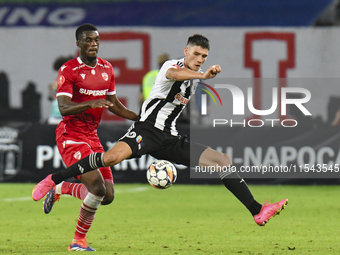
[2,1,340,254]
[0,0,340,186]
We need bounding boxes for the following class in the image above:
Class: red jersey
[56,57,116,134]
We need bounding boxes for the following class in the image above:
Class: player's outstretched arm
[107,94,139,121]
[166,65,221,81]
[57,95,113,116]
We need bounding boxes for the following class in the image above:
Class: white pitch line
[3,197,33,202]
[115,186,149,194]
[1,186,149,202]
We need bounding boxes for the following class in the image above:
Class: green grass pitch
[0,183,339,254]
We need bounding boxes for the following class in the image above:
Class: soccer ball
[146,160,177,189]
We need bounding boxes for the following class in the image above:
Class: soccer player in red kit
[43,24,138,251]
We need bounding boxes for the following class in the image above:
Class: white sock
[55,181,63,195]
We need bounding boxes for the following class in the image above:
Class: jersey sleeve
[157,59,179,82]
[56,63,75,98]
[106,61,116,95]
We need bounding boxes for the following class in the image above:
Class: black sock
[51,153,105,184]
[219,171,262,216]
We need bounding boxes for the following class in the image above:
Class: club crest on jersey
[58,75,65,85]
[175,93,189,105]
[102,72,109,81]
[74,151,81,160]
[91,70,96,75]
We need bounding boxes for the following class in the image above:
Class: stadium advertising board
[0,122,339,184]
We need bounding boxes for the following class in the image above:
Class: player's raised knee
[221,153,232,167]
[88,182,106,197]
[103,151,120,166]
[102,193,114,205]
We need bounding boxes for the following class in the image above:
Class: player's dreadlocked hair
[75,23,98,41]
[186,34,210,50]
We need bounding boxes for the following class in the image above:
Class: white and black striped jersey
[138,58,201,136]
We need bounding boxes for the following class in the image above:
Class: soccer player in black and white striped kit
[33,34,288,226]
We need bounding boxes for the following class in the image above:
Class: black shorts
[119,122,207,167]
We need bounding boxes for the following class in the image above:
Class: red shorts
[56,124,113,183]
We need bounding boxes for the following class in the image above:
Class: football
[146,160,177,189]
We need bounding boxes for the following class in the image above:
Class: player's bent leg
[198,148,264,219]
[103,141,132,166]
[198,147,232,168]
[32,141,132,201]
[80,170,106,197]
[44,181,91,214]
[59,182,88,200]
[44,181,113,214]
[101,181,114,205]
[198,148,288,226]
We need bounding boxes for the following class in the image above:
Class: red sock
[61,182,88,200]
[74,193,103,240]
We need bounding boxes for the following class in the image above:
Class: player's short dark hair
[75,23,98,41]
[186,34,210,50]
